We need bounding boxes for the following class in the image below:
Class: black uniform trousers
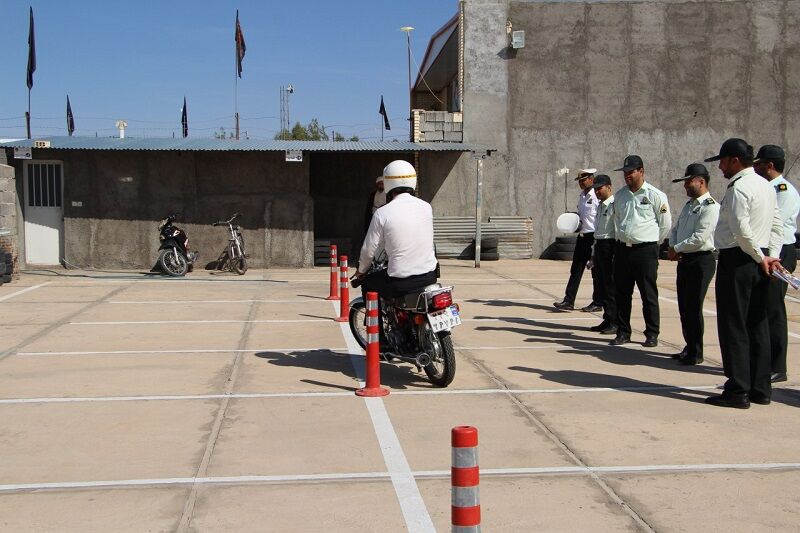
[614,241,660,338]
[563,233,601,305]
[715,247,771,399]
[676,251,715,359]
[767,244,797,374]
[593,239,616,326]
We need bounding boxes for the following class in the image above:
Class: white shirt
[613,181,672,244]
[670,192,720,253]
[770,175,800,245]
[593,195,615,240]
[358,193,438,278]
[372,191,387,213]
[714,167,784,263]
[576,187,598,233]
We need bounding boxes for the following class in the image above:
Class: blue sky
[1,1,458,140]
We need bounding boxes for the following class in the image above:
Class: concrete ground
[0,259,798,532]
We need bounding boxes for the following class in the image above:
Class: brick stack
[0,164,19,281]
[412,110,463,143]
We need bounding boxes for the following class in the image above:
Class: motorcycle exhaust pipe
[415,353,431,367]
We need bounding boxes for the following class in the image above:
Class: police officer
[554,168,603,312]
[611,155,672,347]
[704,139,783,409]
[668,163,720,365]
[364,175,387,232]
[588,174,617,334]
[753,144,800,383]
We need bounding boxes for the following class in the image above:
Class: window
[27,163,62,208]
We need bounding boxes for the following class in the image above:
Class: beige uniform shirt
[613,181,672,244]
[670,192,720,253]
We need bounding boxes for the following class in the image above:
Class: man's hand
[667,247,680,261]
[354,271,366,280]
[760,256,782,277]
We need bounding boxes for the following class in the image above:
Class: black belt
[681,250,713,257]
[578,232,595,237]
[719,247,769,257]
[616,241,656,249]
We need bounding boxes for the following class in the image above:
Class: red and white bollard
[334,256,349,323]
[452,426,480,532]
[356,291,389,397]
[326,245,339,301]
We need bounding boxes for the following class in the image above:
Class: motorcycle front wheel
[348,300,368,349]
[158,249,189,277]
[423,329,456,387]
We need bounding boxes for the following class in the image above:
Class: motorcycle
[154,214,198,277]
[212,213,247,275]
[348,256,460,387]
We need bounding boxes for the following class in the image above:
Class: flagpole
[234,11,239,140]
[26,91,31,139]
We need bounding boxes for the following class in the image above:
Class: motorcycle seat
[389,283,442,310]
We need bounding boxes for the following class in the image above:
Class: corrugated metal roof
[0,136,490,152]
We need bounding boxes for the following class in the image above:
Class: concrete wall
[10,149,314,269]
[0,164,20,276]
[460,0,800,256]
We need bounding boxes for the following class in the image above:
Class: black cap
[592,174,611,188]
[614,155,644,172]
[754,144,785,162]
[672,163,710,183]
[704,138,753,162]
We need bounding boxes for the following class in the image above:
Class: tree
[333,132,345,142]
[273,118,331,141]
[349,135,359,141]
[306,118,328,141]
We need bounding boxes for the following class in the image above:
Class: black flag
[379,96,390,131]
[27,7,36,90]
[66,95,75,136]
[181,97,188,138]
[235,10,246,78]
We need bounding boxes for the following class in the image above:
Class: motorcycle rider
[354,160,438,302]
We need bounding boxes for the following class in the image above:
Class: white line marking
[332,301,434,532]
[69,319,330,325]
[3,462,800,493]
[660,295,800,340]
[464,317,596,322]
[0,385,734,404]
[108,299,326,304]
[468,298,553,302]
[17,347,348,356]
[0,282,51,302]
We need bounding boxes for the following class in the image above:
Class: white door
[24,161,64,265]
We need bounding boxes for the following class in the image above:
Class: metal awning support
[471,149,495,268]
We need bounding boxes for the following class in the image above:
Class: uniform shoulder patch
[777,183,788,192]
[703,198,715,205]
[659,205,668,213]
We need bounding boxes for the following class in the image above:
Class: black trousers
[767,244,797,373]
[360,269,439,301]
[716,247,771,398]
[564,233,601,305]
[676,251,715,358]
[614,241,660,338]
[593,239,616,326]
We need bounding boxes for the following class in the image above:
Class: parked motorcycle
[154,214,198,277]
[212,213,247,275]
[348,257,460,387]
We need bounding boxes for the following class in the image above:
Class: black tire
[158,249,189,277]
[424,330,456,387]
[233,255,247,275]
[555,235,578,245]
[348,301,368,349]
[480,252,500,261]
[549,251,574,261]
[552,243,576,253]
[480,236,498,249]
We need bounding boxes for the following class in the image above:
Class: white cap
[574,168,597,180]
[376,175,384,183]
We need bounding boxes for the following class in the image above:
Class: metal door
[23,161,64,265]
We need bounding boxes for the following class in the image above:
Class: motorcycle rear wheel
[423,330,456,387]
[348,301,368,349]
[232,255,247,275]
[158,249,189,277]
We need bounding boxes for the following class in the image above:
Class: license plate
[427,305,462,333]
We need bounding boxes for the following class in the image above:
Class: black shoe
[771,372,788,383]
[705,394,750,409]
[677,354,703,366]
[609,335,630,346]
[750,394,771,405]
[643,336,658,348]
[600,325,618,335]
[672,348,688,360]
[553,301,574,311]
[589,321,609,332]
[580,303,603,312]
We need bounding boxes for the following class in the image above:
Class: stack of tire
[0,252,12,286]
[466,236,499,261]
[549,235,577,261]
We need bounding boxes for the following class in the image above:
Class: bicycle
[212,213,248,275]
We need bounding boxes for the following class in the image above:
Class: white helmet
[382,160,417,194]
